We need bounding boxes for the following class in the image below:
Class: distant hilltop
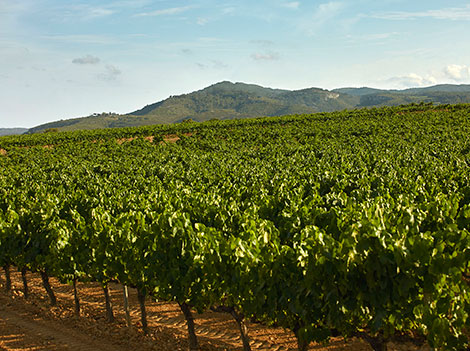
[0,128,29,136]
[19,81,470,134]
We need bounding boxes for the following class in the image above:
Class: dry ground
[0,269,429,351]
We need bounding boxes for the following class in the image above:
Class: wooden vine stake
[3,265,11,292]
[21,267,28,299]
[122,285,131,327]
[137,289,149,334]
[293,322,308,351]
[179,302,199,351]
[103,283,115,322]
[40,271,57,306]
[211,306,251,351]
[73,278,80,316]
[229,308,251,351]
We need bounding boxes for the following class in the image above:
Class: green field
[1,103,470,351]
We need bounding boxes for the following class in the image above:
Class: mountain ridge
[0,128,29,136]
[25,82,470,133]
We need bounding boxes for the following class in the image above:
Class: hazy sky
[1,0,470,128]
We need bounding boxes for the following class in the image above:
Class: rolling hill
[0,128,29,136]
[26,82,470,133]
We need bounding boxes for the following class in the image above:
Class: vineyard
[1,103,470,351]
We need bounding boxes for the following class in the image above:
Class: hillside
[26,82,470,133]
[0,128,28,136]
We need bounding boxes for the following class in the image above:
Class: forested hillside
[26,82,470,133]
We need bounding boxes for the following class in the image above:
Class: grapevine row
[1,104,470,351]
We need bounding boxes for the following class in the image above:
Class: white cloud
[198,37,226,43]
[0,2,34,15]
[383,64,470,89]
[72,55,101,65]
[87,8,115,18]
[345,32,401,46]
[315,2,344,21]
[222,7,235,15]
[251,52,280,61]
[196,60,228,70]
[197,17,209,25]
[363,32,400,41]
[71,54,121,81]
[298,1,345,35]
[98,65,122,81]
[135,6,192,17]
[372,5,470,21]
[60,5,116,21]
[43,1,151,22]
[444,64,470,81]
[105,0,152,9]
[386,73,437,88]
[41,35,119,45]
[251,40,275,47]
[282,2,300,10]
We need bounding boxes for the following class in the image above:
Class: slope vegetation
[27,82,470,133]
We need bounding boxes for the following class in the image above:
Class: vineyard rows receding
[1,103,470,351]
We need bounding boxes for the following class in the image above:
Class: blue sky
[1,0,470,128]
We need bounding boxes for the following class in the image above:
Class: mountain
[0,128,28,136]
[129,81,353,123]
[333,84,470,107]
[333,84,470,96]
[403,84,470,94]
[332,87,390,96]
[26,82,470,133]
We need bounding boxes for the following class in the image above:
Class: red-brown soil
[117,133,193,145]
[0,132,193,156]
[0,270,429,351]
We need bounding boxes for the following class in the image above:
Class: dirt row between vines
[0,132,192,157]
[0,270,430,351]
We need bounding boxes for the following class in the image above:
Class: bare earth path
[0,306,127,351]
[0,270,428,351]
